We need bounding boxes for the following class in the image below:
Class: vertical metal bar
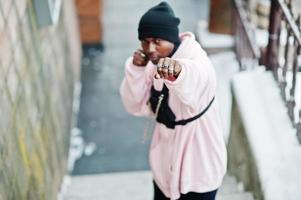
[297,110,301,143]
[280,24,290,101]
[233,1,243,70]
[282,25,290,79]
[297,15,301,144]
[288,15,301,124]
[290,24,300,100]
[265,1,282,72]
[287,42,299,123]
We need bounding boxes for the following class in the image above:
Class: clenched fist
[155,57,182,81]
[133,49,149,66]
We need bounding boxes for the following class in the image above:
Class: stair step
[63,171,153,200]
[217,192,254,200]
[63,173,254,200]
[218,175,239,194]
[221,175,237,186]
[222,175,236,184]
[218,184,239,194]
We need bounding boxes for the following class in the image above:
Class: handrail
[232,0,301,142]
[279,1,301,45]
[266,0,301,142]
[234,0,261,59]
[233,0,260,70]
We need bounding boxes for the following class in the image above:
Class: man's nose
[148,42,156,52]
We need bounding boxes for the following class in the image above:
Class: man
[120,2,227,200]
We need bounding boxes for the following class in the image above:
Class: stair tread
[217,192,254,200]
[218,175,240,194]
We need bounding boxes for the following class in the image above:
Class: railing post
[298,16,301,144]
[265,1,282,72]
[298,110,301,143]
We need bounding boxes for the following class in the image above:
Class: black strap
[174,97,215,126]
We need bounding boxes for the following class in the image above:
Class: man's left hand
[155,58,182,81]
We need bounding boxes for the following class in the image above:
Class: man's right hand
[133,49,149,66]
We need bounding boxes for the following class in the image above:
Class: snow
[232,69,301,200]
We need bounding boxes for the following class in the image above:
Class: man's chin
[151,59,159,65]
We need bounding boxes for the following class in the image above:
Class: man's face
[141,37,175,64]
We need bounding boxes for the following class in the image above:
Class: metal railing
[233,0,261,70]
[233,0,301,142]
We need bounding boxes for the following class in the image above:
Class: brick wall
[0,0,81,199]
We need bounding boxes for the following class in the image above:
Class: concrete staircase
[217,175,254,200]
[63,171,254,200]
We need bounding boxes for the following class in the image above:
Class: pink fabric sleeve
[120,57,153,116]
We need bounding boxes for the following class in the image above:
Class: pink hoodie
[120,32,227,199]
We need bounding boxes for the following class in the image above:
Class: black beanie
[138,2,180,44]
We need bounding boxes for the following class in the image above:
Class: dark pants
[153,181,218,200]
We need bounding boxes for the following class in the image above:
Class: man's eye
[154,39,161,44]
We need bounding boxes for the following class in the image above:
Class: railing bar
[278,0,301,46]
[233,0,301,142]
[265,0,282,72]
[234,0,260,59]
[286,42,299,123]
[282,28,290,79]
[279,26,290,101]
[290,43,300,98]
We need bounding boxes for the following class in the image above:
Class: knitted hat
[138,2,180,43]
